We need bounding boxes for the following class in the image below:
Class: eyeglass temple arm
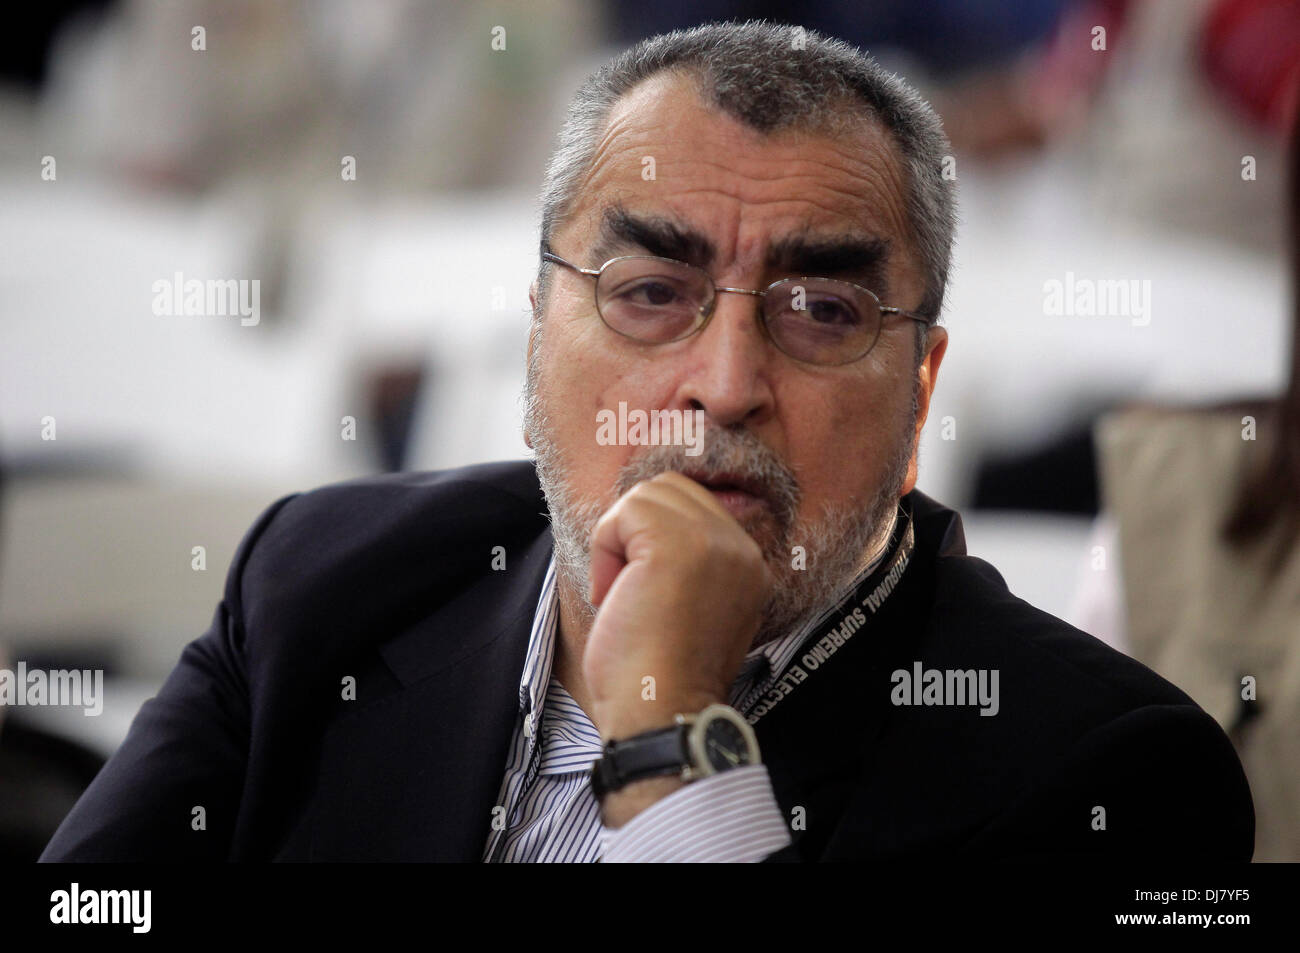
[881,305,934,326]
[541,250,601,278]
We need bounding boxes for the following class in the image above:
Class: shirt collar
[516,556,560,743]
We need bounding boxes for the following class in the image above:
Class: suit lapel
[756,548,922,855]
[308,527,553,860]
[758,490,959,859]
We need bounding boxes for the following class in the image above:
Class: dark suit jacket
[40,461,1254,861]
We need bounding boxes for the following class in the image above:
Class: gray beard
[524,344,918,649]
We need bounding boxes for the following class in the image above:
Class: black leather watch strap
[590,722,690,800]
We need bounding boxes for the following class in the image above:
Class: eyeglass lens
[595,257,882,365]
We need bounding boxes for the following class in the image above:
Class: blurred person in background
[1082,106,1300,862]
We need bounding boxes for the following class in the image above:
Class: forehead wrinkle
[646,156,905,215]
[641,150,911,250]
[570,110,918,298]
[660,183,902,238]
[575,71,914,239]
[586,105,907,204]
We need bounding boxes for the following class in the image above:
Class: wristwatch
[589,703,761,800]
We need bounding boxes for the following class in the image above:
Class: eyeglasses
[541,247,931,367]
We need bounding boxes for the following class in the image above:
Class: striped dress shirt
[481,507,898,863]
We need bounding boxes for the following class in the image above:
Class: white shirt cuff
[600,764,793,862]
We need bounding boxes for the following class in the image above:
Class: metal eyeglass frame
[540,248,932,366]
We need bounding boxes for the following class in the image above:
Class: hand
[583,470,771,743]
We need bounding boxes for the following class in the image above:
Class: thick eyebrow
[766,228,893,298]
[590,204,716,268]
[588,203,893,296]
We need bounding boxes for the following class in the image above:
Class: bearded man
[41,21,1253,863]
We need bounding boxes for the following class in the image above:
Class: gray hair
[533,19,957,345]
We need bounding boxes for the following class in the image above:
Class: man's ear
[900,325,948,496]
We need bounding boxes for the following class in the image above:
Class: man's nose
[674,290,776,428]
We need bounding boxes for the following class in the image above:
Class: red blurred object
[1031,0,1132,113]
[1202,0,1300,136]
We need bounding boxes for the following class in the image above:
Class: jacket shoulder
[926,545,1200,719]
[867,515,1253,857]
[227,460,548,664]
[244,459,546,578]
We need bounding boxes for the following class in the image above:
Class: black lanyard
[743,501,915,726]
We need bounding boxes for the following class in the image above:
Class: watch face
[703,717,753,771]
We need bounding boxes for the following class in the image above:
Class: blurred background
[1,0,1296,861]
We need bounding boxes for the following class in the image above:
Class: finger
[587,488,682,606]
[588,527,624,608]
[588,471,747,606]
[642,470,736,522]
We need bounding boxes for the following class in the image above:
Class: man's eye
[777,296,860,329]
[804,298,860,326]
[616,279,685,307]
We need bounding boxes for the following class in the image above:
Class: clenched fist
[583,470,773,745]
